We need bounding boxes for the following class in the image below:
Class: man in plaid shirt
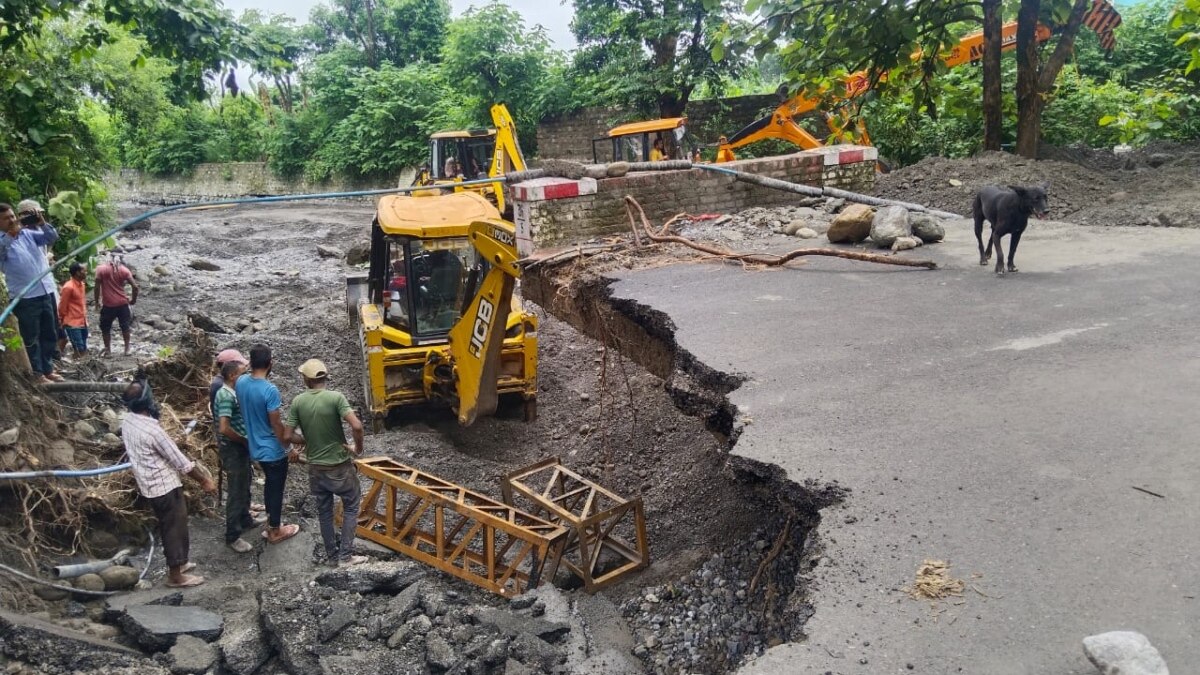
[121,380,216,588]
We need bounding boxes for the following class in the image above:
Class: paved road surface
[610,221,1199,674]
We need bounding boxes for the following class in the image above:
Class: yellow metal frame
[353,457,568,597]
[502,457,649,593]
[606,117,687,138]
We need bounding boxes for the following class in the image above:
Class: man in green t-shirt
[283,358,367,566]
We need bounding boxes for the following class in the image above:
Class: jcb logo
[468,298,495,359]
[491,226,515,247]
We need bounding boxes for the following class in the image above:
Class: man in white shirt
[121,380,216,588]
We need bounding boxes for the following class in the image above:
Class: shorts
[100,305,132,333]
[64,326,88,352]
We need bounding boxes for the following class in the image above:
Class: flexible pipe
[38,381,131,393]
[52,549,133,579]
[0,463,131,480]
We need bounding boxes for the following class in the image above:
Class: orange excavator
[715,0,1122,162]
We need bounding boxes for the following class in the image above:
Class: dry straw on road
[905,559,965,600]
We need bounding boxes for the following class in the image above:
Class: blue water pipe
[0,462,132,480]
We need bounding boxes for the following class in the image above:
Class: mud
[874,144,1200,227]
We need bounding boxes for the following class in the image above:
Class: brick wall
[107,163,414,204]
[536,94,779,161]
[513,145,878,255]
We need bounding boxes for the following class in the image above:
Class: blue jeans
[64,326,88,354]
[13,294,57,375]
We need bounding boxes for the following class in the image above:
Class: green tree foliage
[308,0,451,68]
[1172,0,1200,73]
[572,0,746,117]
[442,2,561,140]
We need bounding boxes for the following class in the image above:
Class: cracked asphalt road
[608,220,1200,674]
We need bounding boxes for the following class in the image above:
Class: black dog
[973,183,1050,275]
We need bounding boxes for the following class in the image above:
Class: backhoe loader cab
[415,103,527,215]
[592,117,697,164]
[347,191,538,429]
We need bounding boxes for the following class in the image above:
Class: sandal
[265,523,299,544]
[165,574,205,588]
[250,503,266,513]
[180,562,198,574]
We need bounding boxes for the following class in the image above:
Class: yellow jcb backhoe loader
[345,191,538,429]
[414,103,527,215]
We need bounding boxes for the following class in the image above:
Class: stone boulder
[1082,631,1169,675]
[316,245,344,259]
[910,213,946,243]
[795,227,818,239]
[98,565,140,591]
[168,634,218,675]
[346,241,371,266]
[826,204,875,244]
[891,236,921,252]
[606,162,631,178]
[188,259,220,272]
[186,311,225,334]
[870,206,911,248]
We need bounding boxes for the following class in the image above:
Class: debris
[474,608,571,644]
[1082,631,1168,675]
[625,197,937,270]
[870,205,912,248]
[318,601,355,643]
[97,565,140,591]
[425,631,458,671]
[891,236,921,252]
[73,574,105,592]
[315,560,425,594]
[1131,486,1166,499]
[910,212,947,243]
[826,204,875,243]
[186,311,225,334]
[217,607,272,675]
[316,244,344,259]
[904,560,965,600]
[187,259,220,272]
[74,420,97,439]
[948,179,964,187]
[118,604,224,652]
[167,634,218,674]
[606,161,631,178]
[0,426,19,446]
[346,241,371,265]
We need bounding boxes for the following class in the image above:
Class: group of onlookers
[117,344,368,587]
[0,200,139,383]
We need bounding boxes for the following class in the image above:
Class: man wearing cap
[0,202,62,382]
[236,343,299,544]
[283,359,367,566]
[213,350,265,553]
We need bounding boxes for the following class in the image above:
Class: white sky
[220,0,578,51]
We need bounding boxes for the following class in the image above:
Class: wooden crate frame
[353,457,568,597]
[501,457,649,592]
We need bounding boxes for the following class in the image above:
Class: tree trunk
[1015,0,1090,158]
[1014,0,1042,158]
[364,0,378,69]
[981,0,1003,151]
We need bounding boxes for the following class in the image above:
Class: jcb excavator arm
[447,218,522,426]
[718,0,1120,161]
[489,103,527,176]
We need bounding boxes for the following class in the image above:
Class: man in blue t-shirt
[235,343,299,544]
